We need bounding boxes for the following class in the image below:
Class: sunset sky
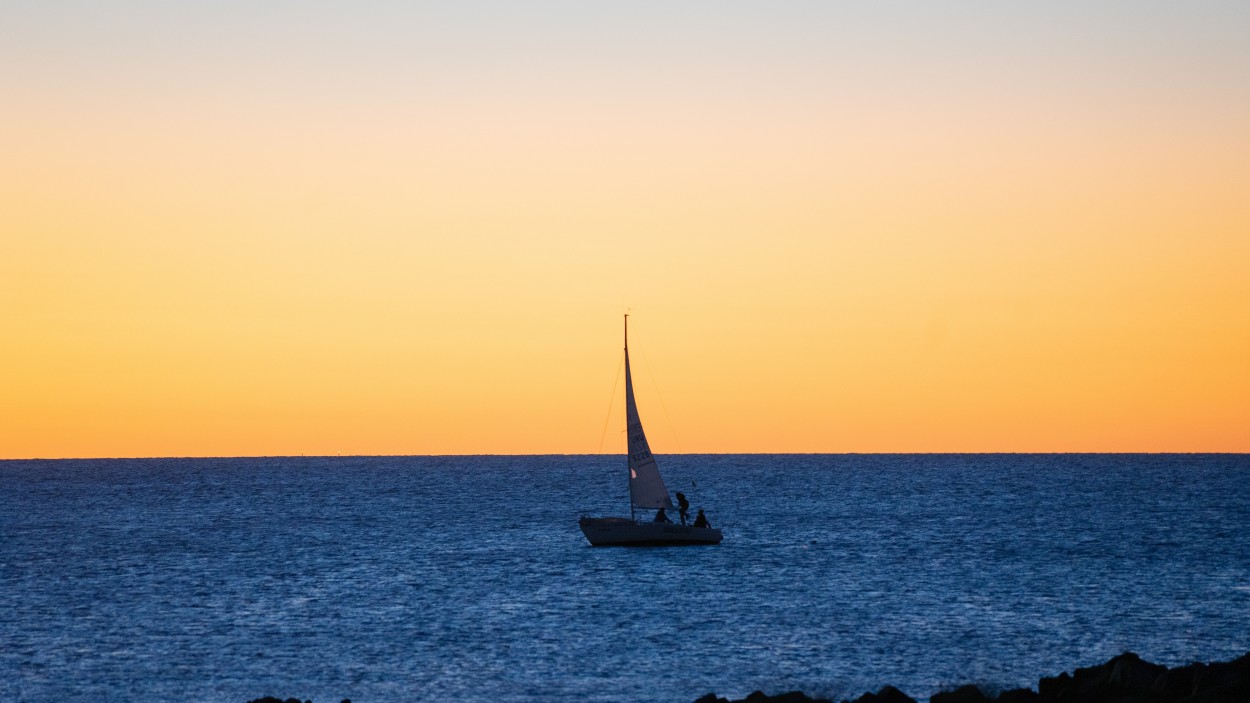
[3,2,1248,457]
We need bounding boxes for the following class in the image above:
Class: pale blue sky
[6,2,1248,92]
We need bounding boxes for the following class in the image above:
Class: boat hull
[579,517,723,546]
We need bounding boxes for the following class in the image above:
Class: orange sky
[2,3,1248,457]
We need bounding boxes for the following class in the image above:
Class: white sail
[625,342,674,510]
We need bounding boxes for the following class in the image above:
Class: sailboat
[579,316,723,547]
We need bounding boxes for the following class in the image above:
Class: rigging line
[636,331,681,454]
[597,351,625,453]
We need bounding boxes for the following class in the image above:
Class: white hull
[579,517,723,546]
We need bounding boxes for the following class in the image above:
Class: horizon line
[3,451,1248,462]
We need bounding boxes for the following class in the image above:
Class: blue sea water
[2,454,1248,703]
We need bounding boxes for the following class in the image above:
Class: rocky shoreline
[244,652,1248,703]
[693,651,1250,703]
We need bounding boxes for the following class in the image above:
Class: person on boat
[693,509,710,528]
[675,492,690,525]
[654,507,672,524]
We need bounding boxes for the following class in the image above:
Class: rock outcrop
[692,651,1250,703]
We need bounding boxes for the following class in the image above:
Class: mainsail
[624,328,674,510]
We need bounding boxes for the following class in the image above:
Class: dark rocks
[745,692,832,703]
[695,686,915,703]
[1045,651,1170,703]
[1109,652,1166,691]
[995,689,1039,703]
[1030,651,1241,703]
[1151,663,1203,700]
[853,685,918,703]
[694,692,833,703]
[925,652,1248,703]
[1181,652,1250,703]
[691,651,1250,703]
[930,684,993,703]
[1037,671,1072,702]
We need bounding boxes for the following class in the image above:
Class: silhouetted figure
[693,509,710,528]
[675,492,690,525]
[654,507,672,524]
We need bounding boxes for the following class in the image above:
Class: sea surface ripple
[2,454,1248,703]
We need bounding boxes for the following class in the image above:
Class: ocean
[2,454,1247,703]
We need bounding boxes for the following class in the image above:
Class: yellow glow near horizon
[2,3,1248,457]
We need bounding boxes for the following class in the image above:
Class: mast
[626,313,634,522]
